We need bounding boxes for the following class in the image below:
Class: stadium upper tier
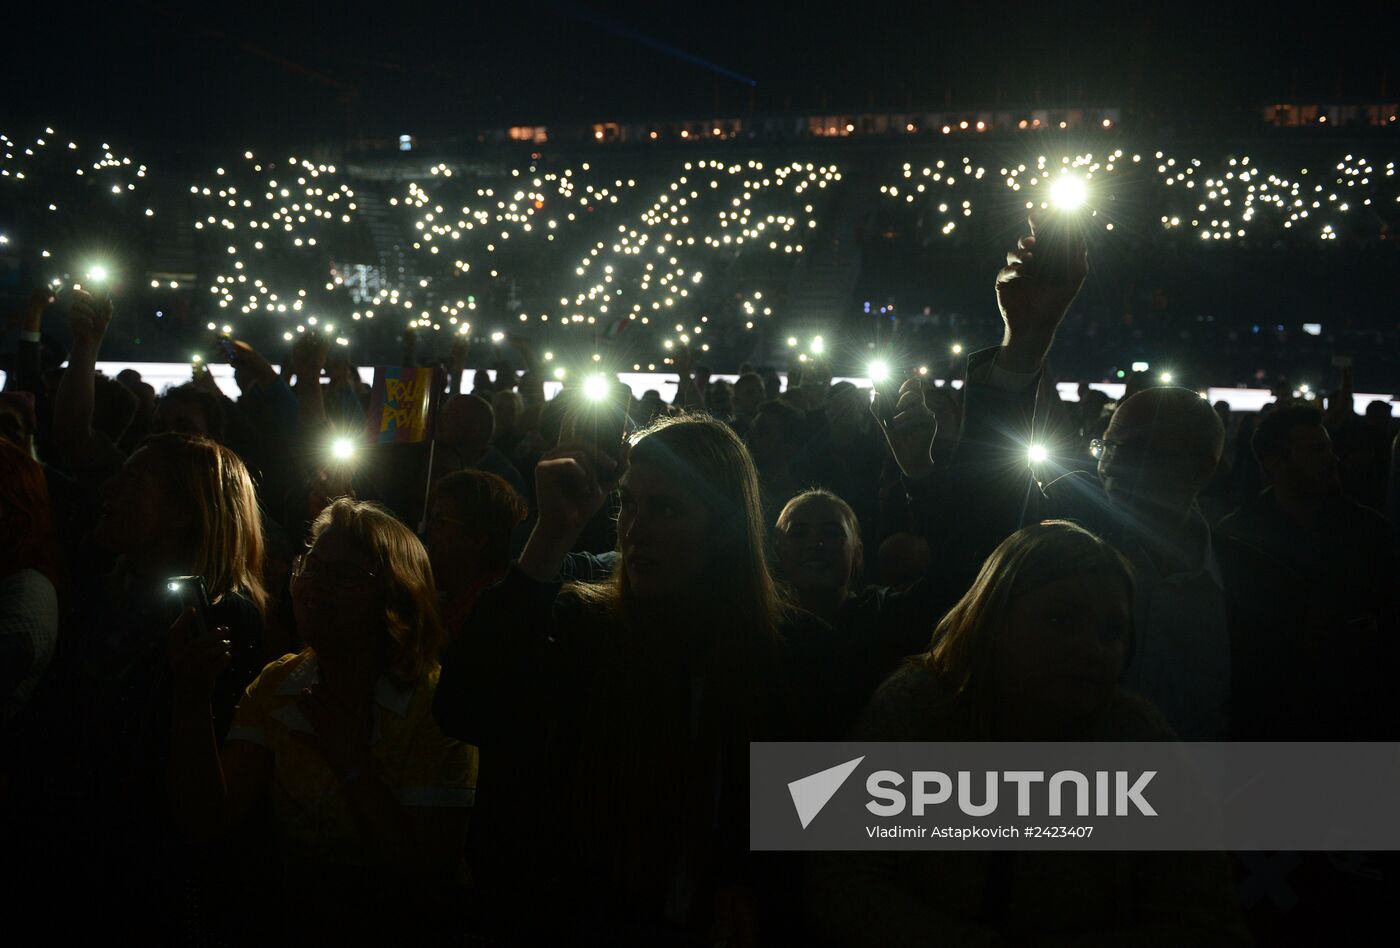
[1,113,1397,390]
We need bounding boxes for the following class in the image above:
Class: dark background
[7,1,1398,151]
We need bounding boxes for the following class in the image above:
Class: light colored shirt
[228,650,478,868]
[1,568,58,721]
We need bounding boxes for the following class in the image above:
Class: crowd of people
[1,218,1396,945]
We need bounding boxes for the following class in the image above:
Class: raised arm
[670,342,705,411]
[6,288,53,397]
[446,333,469,396]
[992,220,1088,373]
[289,331,330,432]
[50,289,114,468]
[433,439,619,748]
[872,225,1088,594]
[507,334,541,375]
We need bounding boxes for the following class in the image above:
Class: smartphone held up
[1030,174,1091,287]
[559,378,631,487]
[166,575,210,643]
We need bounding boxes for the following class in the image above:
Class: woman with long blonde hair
[807,521,1246,946]
[435,411,832,945]
[84,433,268,732]
[17,433,270,936]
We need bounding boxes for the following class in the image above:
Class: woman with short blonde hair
[168,498,477,923]
[304,498,445,682]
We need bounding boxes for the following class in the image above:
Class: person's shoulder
[1040,472,1119,535]
[1,567,56,599]
[780,602,834,637]
[852,661,964,740]
[846,583,885,613]
[1041,470,1108,509]
[260,650,309,675]
[1337,497,1391,535]
[478,445,525,480]
[211,589,264,621]
[1216,491,1271,537]
[247,650,312,695]
[1097,691,1177,740]
[0,569,58,629]
[397,665,446,722]
[775,603,839,658]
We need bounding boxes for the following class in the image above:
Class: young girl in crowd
[422,468,528,633]
[806,520,1247,946]
[773,488,960,718]
[168,498,478,933]
[434,412,837,946]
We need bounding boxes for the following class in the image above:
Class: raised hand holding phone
[869,365,901,431]
[559,395,629,487]
[166,575,231,703]
[873,378,940,480]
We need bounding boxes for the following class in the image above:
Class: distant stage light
[1159,371,1174,384]
[1027,444,1049,464]
[87,264,109,282]
[951,343,964,355]
[331,437,356,461]
[868,360,891,383]
[553,367,567,380]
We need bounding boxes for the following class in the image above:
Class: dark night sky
[7,1,1398,150]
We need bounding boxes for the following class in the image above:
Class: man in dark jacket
[879,224,1234,739]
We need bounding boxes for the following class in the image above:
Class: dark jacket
[434,563,841,944]
[917,349,1230,739]
[821,473,974,712]
[1215,488,1397,739]
[806,663,1249,948]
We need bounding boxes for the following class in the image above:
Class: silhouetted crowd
[1,223,1395,946]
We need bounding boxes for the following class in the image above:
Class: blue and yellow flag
[367,366,435,443]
